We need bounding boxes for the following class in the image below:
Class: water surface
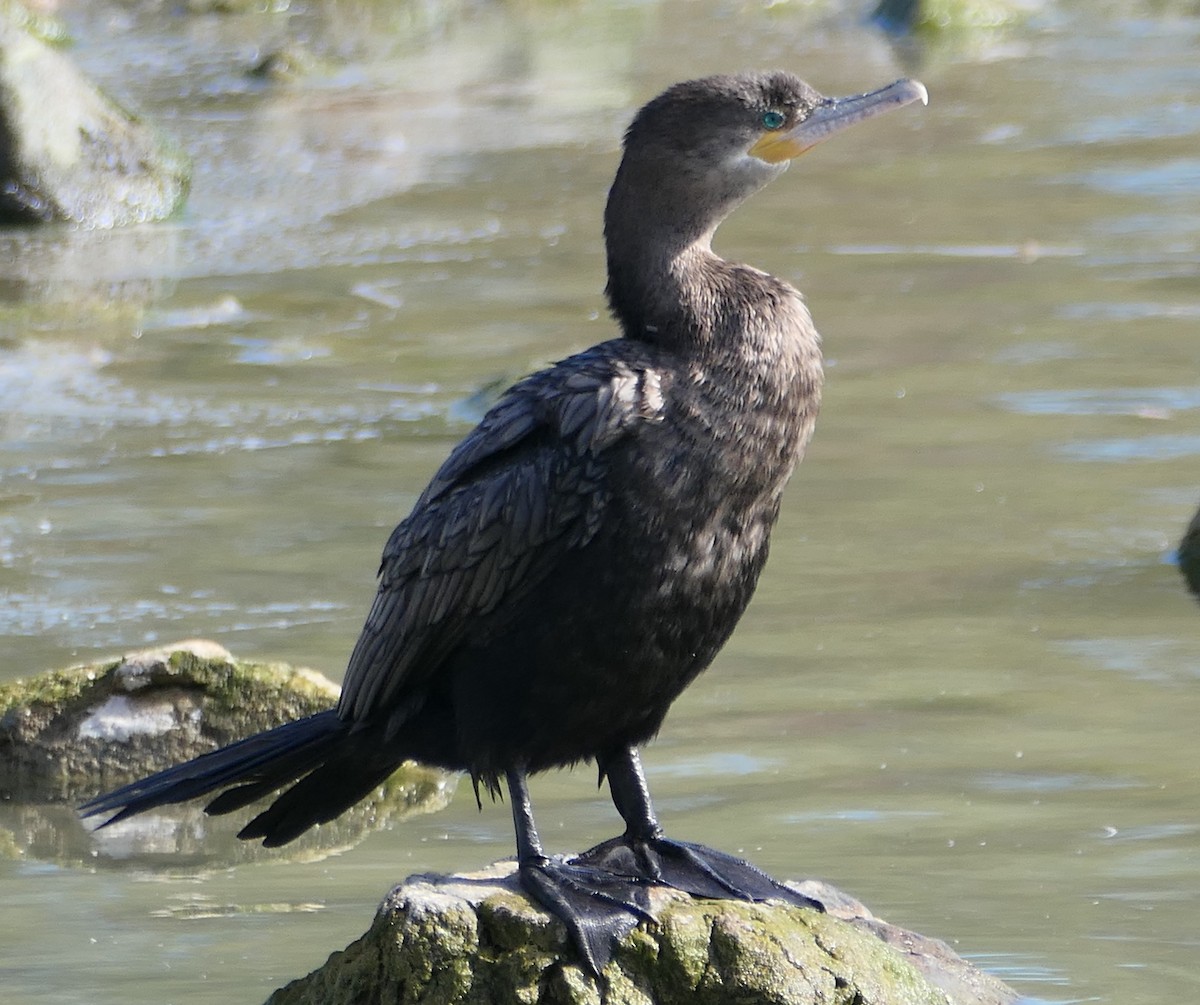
[3,2,1200,1002]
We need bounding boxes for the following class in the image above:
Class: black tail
[79,710,402,846]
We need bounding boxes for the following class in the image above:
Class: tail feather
[240,755,401,847]
[202,737,347,817]
[204,777,299,817]
[79,710,347,831]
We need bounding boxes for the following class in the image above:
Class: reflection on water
[1057,433,1200,462]
[3,2,1200,1004]
[996,387,1200,416]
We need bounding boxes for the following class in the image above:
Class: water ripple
[995,387,1200,417]
[1078,159,1200,200]
[1057,434,1200,463]
[1058,302,1200,322]
[0,592,345,641]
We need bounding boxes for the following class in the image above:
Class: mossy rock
[872,0,1034,36]
[0,640,455,866]
[266,863,1020,1005]
[1,639,340,800]
[1177,502,1200,598]
[0,5,190,225]
[0,0,69,46]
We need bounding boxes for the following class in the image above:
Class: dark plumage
[82,71,927,973]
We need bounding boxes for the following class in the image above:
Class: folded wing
[337,345,668,727]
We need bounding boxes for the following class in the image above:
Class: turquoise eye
[761,110,786,130]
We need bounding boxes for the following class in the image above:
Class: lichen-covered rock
[1,639,340,799]
[0,640,455,866]
[0,4,190,226]
[266,862,1020,1005]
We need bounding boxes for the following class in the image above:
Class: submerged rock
[248,44,325,84]
[0,640,454,866]
[1,639,336,799]
[873,0,1036,35]
[1178,503,1200,598]
[266,862,1019,1005]
[0,4,190,226]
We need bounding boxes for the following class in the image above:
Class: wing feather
[337,347,667,726]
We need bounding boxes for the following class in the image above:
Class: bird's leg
[506,767,651,975]
[606,747,662,840]
[575,747,825,911]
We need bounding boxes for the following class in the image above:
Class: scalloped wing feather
[337,346,667,726]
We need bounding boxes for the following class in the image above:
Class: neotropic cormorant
[82,71,927,973]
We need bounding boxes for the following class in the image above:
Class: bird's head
[610,71,928,245]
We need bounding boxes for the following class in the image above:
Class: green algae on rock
[0,4,190,226]
[266,862,1020,1005]
[873,0,1036,35]
[1,639,339,800]
[0,641,454,866]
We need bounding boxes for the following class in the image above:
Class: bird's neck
[602,148,789,352]
[604,236,720,348]
[602,154,737,350]
[603,198,823,419]
[604,225,816,366]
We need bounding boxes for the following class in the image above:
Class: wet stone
[0,2,190,226]
[1177,502,1200,599]
[0,640,454,867]
[266,862,1021,1005]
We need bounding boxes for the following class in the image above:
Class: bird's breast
[612,334,820,600]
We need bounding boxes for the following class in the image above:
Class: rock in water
[1177,503,1200,598]
[1,640,339,800]
[266,862,1020,1005]
[0,641,454,867]
[0,5,190,226]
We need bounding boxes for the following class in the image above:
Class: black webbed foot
[506,757,821,977]
[516,854,654,975]
[592,748,824,911]
[574,833,824,911]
